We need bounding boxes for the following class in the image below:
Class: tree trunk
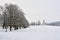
[19,27,21,29]
[16,26,18,30]
[14,26,18,30]
[10,26,12,31]
[14,26,16,30]
[5,26,7,32]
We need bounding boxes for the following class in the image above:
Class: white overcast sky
[0,0,60,23]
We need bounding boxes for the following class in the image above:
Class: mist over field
[0,0,60,40]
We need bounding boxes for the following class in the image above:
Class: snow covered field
[0,25,60,40]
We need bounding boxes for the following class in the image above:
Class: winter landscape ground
[0,25,60,40]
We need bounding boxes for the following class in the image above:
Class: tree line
[0,3,29,32]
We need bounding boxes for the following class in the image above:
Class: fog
[0,0,60,23]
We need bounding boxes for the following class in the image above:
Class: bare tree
[2,3,29,31]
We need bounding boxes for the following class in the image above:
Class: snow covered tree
[2,3,29,31]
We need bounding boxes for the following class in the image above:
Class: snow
[0,25,60,40]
